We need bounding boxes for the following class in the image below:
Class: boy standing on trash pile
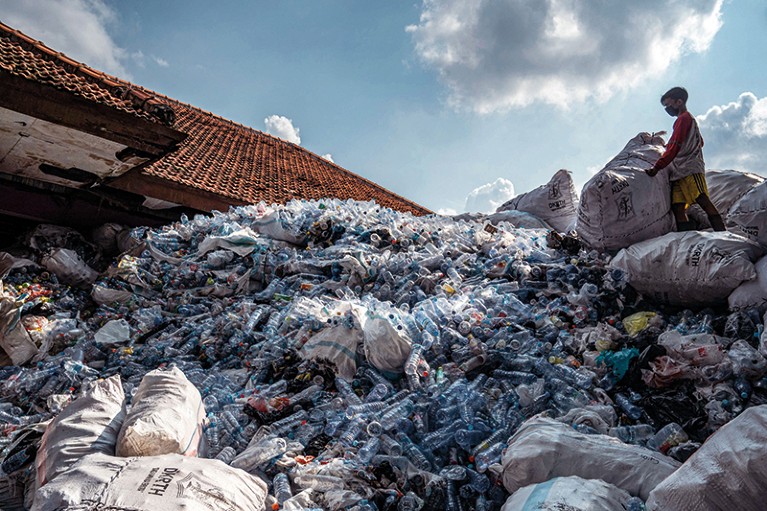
[646,86,726,232]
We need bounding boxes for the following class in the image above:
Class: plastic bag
[362,315,412,377]
[0,283,39,366]
[116,366,206,457]
[623,311,657,337]
[93,319,132,345]
[299,321,363,382]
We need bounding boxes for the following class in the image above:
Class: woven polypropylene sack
[576,133,673,252]
[687,169,764,230]
[647,405,767,511]
[31,453,268,511]
[116,366,205,457]
[500,476,633,511]
[729,179,767,246]
[501,415,679,500]
[609,231,764,306]
[496,169,579,233]
[36,375,125,489]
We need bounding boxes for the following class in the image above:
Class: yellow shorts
[671,173,709,206]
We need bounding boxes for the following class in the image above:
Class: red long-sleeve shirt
[654,111,703,170]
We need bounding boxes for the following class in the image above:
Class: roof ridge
[0,21,432,214]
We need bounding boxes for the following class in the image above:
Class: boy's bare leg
[695,194,726,232]
[672,203,695,231]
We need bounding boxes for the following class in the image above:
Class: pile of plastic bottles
[1,198,766,510]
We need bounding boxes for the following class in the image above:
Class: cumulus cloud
[0,0,132,78]
[321,154,334,163]
[264,115,301,145]
[407,0,723,112]
[463,177,516,213]
[437,207,459,216]
[152,56,170,68]
[698,92,767,172]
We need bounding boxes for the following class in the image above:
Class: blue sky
[2,0,767,214]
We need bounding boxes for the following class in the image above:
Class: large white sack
[576,132,673,252]
[41,248,99,289]
[728,255,767,313]
[0,282,39,366]
[501,415,680,500]
[116,366,206,457]
[32,453,268,511]
[729,179,767,246]
[496,169,579,232]
[36,375,125,489]
[500,476,633,511]
[687,169,764,230]
[646,405,767,511]
[609,231,765,306]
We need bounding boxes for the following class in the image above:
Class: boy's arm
[647,114,693,175]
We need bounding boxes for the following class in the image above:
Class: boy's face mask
[664,105,680,117]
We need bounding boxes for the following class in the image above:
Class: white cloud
[437,207,458,216]
[264,115,301,145]
[698,92,767,172]
[321,153,334,163]
[407,0,723,113]
[463,177,516,213]
[0,0,132,78]
[152,56,170,68]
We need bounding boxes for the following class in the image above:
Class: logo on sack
[549,181,561,200]
[614,193,635,221]
[743,225,759,238]
[611,178,629,195]
[176,473,237,511]
[687,243,705,267]
[140,467,180,496]
[548,199,566,211]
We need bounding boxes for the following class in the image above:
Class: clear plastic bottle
[273,472,293,504]
[231,437,287,472]
[214,445,236,464]
[646,423,689,454]
[608,424,655,444]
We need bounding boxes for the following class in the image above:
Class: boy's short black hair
[661,87,688,104]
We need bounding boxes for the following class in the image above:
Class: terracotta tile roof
[0,22,432,216]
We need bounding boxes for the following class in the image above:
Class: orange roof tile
[0,22,432,216]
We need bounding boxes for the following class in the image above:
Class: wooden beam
[106,171,249,213]
[0,70,187,156]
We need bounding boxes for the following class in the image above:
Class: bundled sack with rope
[496,169,579,233]
[576,133,674,252]
[116,366,206,458]
[686,169,764,231]
[610,231,764,306]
